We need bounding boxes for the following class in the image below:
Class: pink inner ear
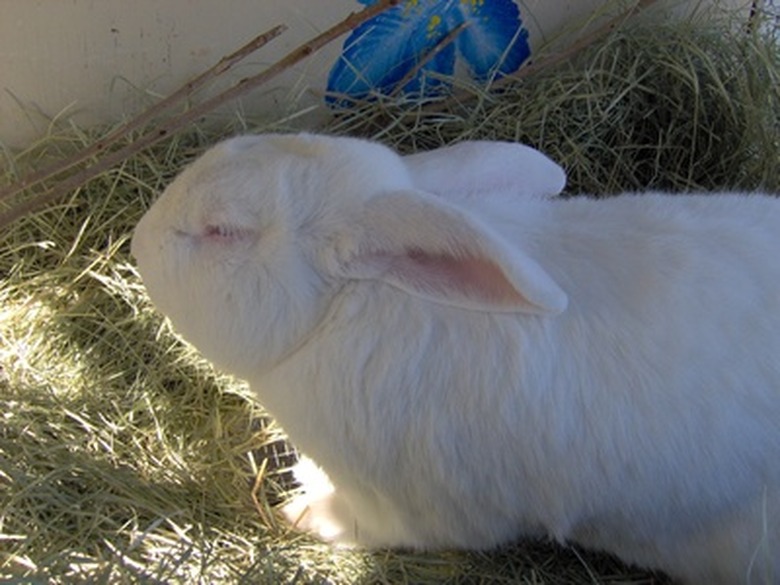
[397,248,530,306]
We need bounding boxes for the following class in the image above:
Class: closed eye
[203,224,258,243]
[173,224,257,242]
[206,224,239,238]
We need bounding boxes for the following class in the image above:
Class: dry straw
[1,4,778,584]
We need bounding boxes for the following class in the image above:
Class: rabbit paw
[281,456,357,545]
[282,491,354,543]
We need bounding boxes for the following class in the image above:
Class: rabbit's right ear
[329,190,567,315]
[403,141,567,199]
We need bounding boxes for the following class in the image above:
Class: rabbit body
[132,133,780,585]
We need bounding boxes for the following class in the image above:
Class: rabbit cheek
[158,229,259,350]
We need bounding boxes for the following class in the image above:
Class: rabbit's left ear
[403,141,567,200]
[330,189,567,315]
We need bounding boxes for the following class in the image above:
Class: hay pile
[1,11,778,585]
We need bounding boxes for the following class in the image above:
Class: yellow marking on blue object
[428,14,442,36]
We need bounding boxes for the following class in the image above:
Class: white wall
[0,0,754,149]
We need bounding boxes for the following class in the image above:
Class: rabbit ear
[331,190,567,314]
[403,141,567,199]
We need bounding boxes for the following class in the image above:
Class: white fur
[402,140,567,199]
[132,133,780,585]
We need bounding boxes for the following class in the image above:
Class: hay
[331,11,779,194]
[1,10,777,585]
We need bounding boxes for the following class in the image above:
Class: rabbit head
[132,133,567,378]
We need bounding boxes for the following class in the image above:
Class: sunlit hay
[2,9,777,585]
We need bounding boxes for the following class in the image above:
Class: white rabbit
[131,133,780,585]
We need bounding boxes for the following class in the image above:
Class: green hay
[2,12,778,585]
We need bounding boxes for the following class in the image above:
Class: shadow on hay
[233,537,672,585]
[0,186,285,581]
